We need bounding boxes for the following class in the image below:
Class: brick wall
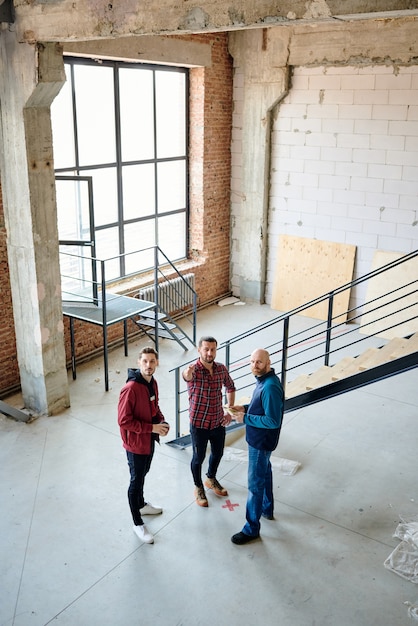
[0,33,233,393]
[188,33,233,300]
[0,181,20,395]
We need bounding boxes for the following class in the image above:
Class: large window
[51,57,188,280]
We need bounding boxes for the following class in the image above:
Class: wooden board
[271,235,356,321]
[360,250,418,339]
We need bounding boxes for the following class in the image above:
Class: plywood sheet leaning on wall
[360,250,418,340]
[271,235,356,321]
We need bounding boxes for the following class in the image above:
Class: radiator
[139,273,195,314]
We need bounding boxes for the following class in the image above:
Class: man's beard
[202,356,214,363]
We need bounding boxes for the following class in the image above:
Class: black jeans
[190,424,225,487]
[126,442,155,526]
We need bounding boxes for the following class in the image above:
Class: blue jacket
[244,368,284,451]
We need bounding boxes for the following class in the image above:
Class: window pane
[59,246,94,301]
[52,60,188,281]
[51,66,76,169]
[122,163,155,220]
[157,160,186,213]
[56,178,91,241]
[74,65,116,166]
[89,168,118,226]
[119,68,155,162]
[156,71,186,158]
[124,221,156,275]
[95,227,120,280]
[158,213,186,260]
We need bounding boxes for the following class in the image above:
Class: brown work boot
[194,486,208,507]
[204,477,228,497]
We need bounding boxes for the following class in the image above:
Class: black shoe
[231,531,259,545]
[262,513,274,520]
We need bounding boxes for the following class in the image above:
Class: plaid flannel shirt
[187,359,236,429]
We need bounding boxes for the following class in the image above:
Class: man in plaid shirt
[183,336,236,507]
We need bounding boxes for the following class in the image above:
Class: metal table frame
[62,294,156,391]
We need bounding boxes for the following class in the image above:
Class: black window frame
[53,55,190,279]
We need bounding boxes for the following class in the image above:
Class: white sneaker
[140,502,163,515]
[133,524,154,544]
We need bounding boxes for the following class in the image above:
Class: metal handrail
[170,249,418,441]
[59,245,199,384]
[151,246,198,345]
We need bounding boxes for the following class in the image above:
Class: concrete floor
[1,303,418,626]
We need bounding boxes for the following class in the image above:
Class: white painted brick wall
[230,64,418,306]
[262,65,418,307]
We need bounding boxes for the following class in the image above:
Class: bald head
[250,349,271,377]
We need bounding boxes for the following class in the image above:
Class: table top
[62,293,155,326]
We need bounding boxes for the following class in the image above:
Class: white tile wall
[230,65,418,305]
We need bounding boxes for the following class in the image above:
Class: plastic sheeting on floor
[404,601,418,620]
[224,446,302,475]
[384,515,418,583]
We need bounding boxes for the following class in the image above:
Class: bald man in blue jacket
[230,348,284,544]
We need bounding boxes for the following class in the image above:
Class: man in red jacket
[118,347,170,544]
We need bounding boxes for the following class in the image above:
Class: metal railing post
[153,246,159,353]
[223,340,231,406]
[325,292,334,366]
[281,316,289,389]
[193,292,197,344]
[100,259,110,391]
[174,365,181,438]
[224,340,231,370]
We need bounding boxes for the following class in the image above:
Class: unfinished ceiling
[8,0,418,43]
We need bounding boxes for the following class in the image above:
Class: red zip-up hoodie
[118,368,166,455]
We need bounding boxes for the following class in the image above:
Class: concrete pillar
[0,33,70,414]
[229,28,289,303]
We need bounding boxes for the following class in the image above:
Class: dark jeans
[126,443,155,526]
[190,424,225,487]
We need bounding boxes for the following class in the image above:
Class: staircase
[133,306,194,351]
[285,332,418,399]
[168,249,418,447]
[131,252,198,351]
[58,244,198,393]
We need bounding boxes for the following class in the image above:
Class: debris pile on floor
[217,296,244,306]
